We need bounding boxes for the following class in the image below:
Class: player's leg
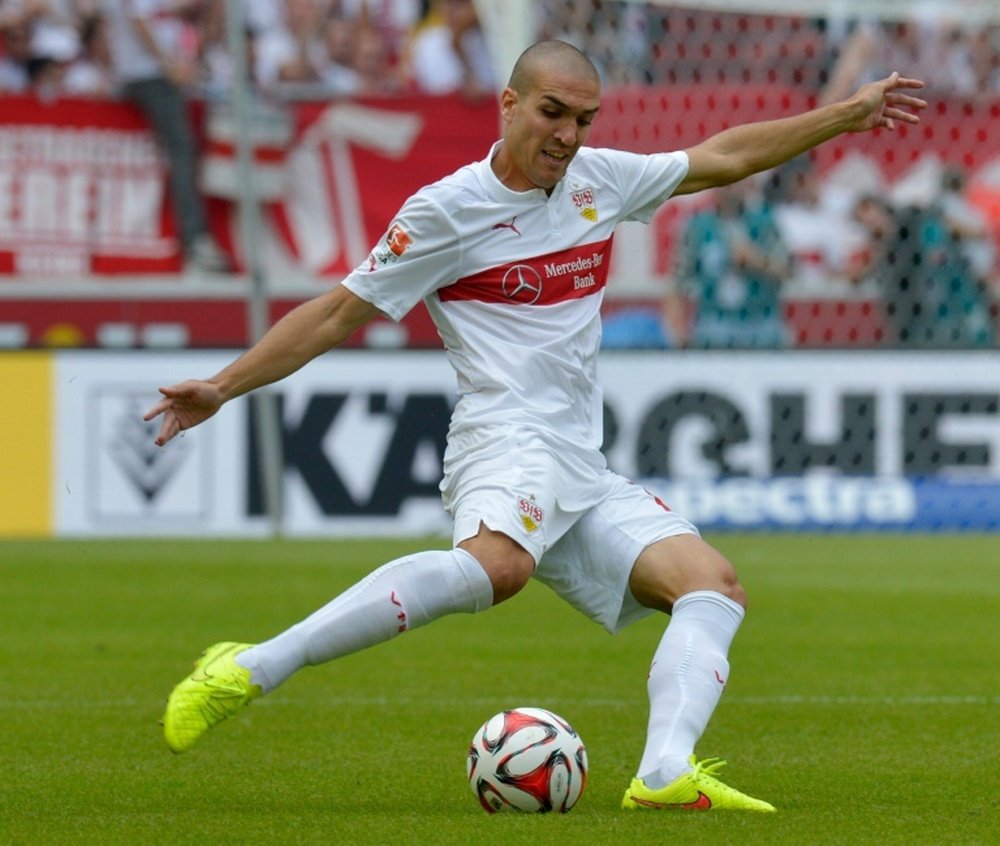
[536,479,773,810]
[239,524,531,690]
[623,534,771,810]
[238,542,505,689]
[629,534,745,786]
[163,532,531,753]
[164,426,548,753]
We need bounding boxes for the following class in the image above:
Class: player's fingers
[884,106,920,124]
[143,398,171,421]
[888,92,928,110]
[154,415,180,447]
[158,384,190,399]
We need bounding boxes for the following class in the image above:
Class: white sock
[635,590,745,787]
[236,548,493,692]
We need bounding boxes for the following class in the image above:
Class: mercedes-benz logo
[501,265,543,304]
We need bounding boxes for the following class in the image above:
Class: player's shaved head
[507,40,600,95]
[494,39,601,192]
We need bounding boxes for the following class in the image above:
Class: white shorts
[440,426,699,633]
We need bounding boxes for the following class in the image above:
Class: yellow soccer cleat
[622,756,775,812]
[162,642,261,754]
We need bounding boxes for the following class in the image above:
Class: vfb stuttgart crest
[518,495,545,532]
[571,187,598,222]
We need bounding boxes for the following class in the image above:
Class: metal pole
[225,0,284,535]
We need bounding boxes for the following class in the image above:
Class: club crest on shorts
[517,495,545,533]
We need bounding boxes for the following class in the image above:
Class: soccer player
[146,40,925,811]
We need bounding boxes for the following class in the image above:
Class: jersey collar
[479,140,560,204]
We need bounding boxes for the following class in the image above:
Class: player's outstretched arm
[675,72,926,196]
[144,285,380,446]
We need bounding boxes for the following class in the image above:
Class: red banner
[0,94,499,278]
[0,96,181,274]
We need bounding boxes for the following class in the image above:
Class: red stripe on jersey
[437,237,614,306]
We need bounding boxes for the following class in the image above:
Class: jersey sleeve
[601,149,690,224]
[341,191,462,322]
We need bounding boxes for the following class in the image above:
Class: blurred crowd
[0,0,495,100]
[1,1,999,102]
[600,153,1000,350]
[538,2,1000,103]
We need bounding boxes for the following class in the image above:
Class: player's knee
[630,533,747,613]
[483,555,534,604]
[722,576,748,611]
[458,526,535,605]
[690,552,747,610]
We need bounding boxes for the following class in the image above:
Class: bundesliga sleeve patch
[387,224,412,256]
[367,222,413,271]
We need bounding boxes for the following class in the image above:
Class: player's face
[497,70,601,192]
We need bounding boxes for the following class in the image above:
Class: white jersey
[343,144,689,454]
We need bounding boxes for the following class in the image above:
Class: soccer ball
[466,707,588,813]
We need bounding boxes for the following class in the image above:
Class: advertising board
[13,350,992,538]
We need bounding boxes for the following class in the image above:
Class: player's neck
[490,143,554,196]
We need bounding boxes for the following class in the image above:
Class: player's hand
[143,380,224,446]
[846,72,927,133]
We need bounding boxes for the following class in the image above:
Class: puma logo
[491,216,521,236]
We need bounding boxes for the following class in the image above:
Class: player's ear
[499,87,518,121]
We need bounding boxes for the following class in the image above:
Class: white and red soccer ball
[467,707,588,813]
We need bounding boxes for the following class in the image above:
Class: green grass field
[2,535,998,845]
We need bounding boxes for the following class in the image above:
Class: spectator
[253,0,330,93]
[321,13,406,97]
[966,23,1000,102]
[852,195,995,347]
[820,14,970,104]
[26,19,78,99]
[61,11,114,95]
[939,165,997,287]
[771,155,861,297]
[102,0,231,272]
[0,19,32,91]
[345,19,403,95]
[335,0,421,62]
[2,2,93,92]
[316,13,362,94]
[404,0,493,97]
[195,0,266,100]
[668,179,792,348]
[244,0,283,35]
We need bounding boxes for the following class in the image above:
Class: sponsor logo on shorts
[518,495,545,532]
